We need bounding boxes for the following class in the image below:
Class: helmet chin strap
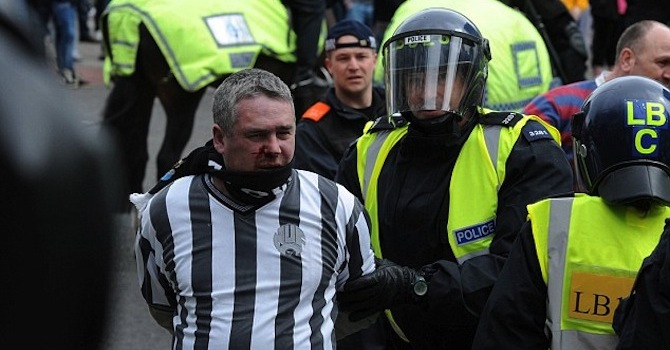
[403,111,464,136]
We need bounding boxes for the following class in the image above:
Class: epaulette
[301,101,331,122]
[520,119,555,143]
[480,110,555,143]
[366,114,408,133]
[479,110,524,127]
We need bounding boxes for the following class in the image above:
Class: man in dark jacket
[295,19,385,179]
[472,76,670,350]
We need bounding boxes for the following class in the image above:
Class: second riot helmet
[572,76,670,206]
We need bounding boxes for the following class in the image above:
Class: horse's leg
[101,63,156,211]
[154,82,206,180]
[124,23,207,184]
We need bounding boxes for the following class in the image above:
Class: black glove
[338,258,423,322]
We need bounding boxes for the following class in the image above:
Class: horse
[100,0,326,210]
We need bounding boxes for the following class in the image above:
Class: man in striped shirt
[132,68,376,349]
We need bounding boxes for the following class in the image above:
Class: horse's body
[101,0,319,208]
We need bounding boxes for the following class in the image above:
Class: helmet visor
[385,33,480,118]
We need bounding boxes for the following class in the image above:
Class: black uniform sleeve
[614,218,670,350]
[421,119,572,318]
[295,120,339,179]
[335,140,364,201]
[471,222,549,350]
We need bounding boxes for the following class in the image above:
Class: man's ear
[618,48,635,72]
[325,55,333,75]
[212,124,225,154]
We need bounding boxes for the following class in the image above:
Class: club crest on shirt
[274,224,306,256]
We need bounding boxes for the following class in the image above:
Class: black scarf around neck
[210,160,294,206]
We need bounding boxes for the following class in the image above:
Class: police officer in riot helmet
[472,75,670,349]
[384,6,490,134]
[573,75,670,209]
[336,8,572,349]
[603,82,670,350]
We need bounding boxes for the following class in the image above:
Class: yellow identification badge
[568,271,635,324]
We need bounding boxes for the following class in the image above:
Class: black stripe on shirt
[275,173,303,349]
[189,178,214,349]
[230,210,258,348]
[345,199,366,280]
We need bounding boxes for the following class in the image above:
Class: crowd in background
[14,0,669,90]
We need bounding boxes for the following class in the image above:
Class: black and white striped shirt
[135,169,375,349]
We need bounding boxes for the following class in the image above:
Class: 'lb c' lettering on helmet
[572,76,670,205]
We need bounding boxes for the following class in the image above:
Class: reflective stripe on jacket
[102,0,299,91]
[529,195,670,349]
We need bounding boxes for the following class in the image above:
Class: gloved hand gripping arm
[338,258,427,322]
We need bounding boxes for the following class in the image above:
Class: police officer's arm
[335,141,428,321]
[613,218,670,349]
[295,120,339,179]
[471,222,549,350]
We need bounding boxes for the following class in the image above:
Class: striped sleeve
[134,180,178,311]
[335,182,376,290]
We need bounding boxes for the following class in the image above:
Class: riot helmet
[383,8,491,131]
[572,76,670,206]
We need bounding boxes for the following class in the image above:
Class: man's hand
[338,258,423,321]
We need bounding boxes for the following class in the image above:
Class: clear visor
[384,34,477,118]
